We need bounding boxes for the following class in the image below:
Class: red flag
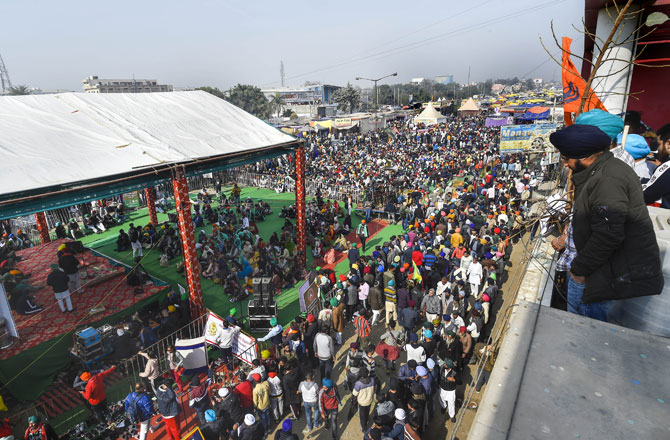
[561,37,606,125]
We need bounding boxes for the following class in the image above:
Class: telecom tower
[0,53,12,93]
[280,61,285,88]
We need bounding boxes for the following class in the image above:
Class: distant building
[410,78,424,85]
[491,84,505,94]
[261,84,341,105]
[82,76,173,93]
[435,75,454,85]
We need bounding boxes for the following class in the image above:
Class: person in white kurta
[467,257,483,297]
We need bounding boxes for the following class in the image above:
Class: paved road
[266,233,533,440]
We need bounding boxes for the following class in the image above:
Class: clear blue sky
[1,0,585,91]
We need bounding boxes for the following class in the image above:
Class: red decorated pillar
[172,167,205,318]
[295,145,307,268]
[34,212,51,244]
[145,187,158,226]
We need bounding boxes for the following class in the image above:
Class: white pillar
[590,4,642,114]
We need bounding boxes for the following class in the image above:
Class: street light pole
[355,72,398,125]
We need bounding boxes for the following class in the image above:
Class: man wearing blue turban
[618,133,655,181]
[575,109,634,169]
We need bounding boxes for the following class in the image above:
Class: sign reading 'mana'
[500,123,557,152]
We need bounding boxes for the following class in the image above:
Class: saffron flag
[412,260,422,283]
[561,37,606,125]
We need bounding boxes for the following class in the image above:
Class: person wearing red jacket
[234,379,254,410]
[80,366,115,423]
[318,378,341,440]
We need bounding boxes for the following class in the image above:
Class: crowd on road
[151,113,549,440]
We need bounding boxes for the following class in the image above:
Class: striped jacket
[354,315,371,338]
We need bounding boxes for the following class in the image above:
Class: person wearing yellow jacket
[252,374,271,431]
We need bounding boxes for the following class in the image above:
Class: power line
[260,0,568,87]
[260,1,496,88]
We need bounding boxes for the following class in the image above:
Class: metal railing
[120,314,209,392]
[5,313,258,436]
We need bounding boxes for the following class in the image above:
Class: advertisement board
[298,279,320,315]
[500,123,557,152]
[333,118,352,128]
[181,427,205,440]
[122,191,140,208]
[203,311,257,365]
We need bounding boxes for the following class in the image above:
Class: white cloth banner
[0,283,18,339]
[203,311,257,365]
[175,336,208,374]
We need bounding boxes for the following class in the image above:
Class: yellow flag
[412,260,422,283]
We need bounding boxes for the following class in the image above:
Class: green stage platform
[79,186,401,332]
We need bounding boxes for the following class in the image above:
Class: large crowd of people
[130,112,545,440]
[4,107,668,440]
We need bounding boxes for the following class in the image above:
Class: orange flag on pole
[561,36,606,125]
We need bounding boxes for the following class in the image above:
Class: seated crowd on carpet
[55,199,130,239]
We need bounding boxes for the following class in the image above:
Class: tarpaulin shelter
[517,106,551,121]
[413,102,446,125]
[0,91,300,219]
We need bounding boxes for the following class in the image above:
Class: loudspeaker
[247,300,278,319]
[262,277,273,304]
[248,316,273,330]
[253,277,264,305]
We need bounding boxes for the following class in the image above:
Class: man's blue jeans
[323,408,339,440]
[257,407,270,430]
[567,276,611,322]
[304,401,320,430]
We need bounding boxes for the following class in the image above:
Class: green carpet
[79,187,368,334]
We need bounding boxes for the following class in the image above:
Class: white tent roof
[414,102,446,125]
[0,91,295,196]
[458,97,480,112]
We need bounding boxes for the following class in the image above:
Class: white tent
[0,91,296,196]
[458,97,481,113]
[414,102,446,125]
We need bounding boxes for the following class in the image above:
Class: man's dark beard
[573,160,589,173]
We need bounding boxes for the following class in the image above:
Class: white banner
[0,283,18,340]
[203,311,257,365]
[175,336,208,374]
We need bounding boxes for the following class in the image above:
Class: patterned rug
[312,218,389,270]
[1,239,165,360]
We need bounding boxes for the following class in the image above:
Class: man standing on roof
[550,124,664,322]
[357,220,369,253]
[80,365,116,423]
